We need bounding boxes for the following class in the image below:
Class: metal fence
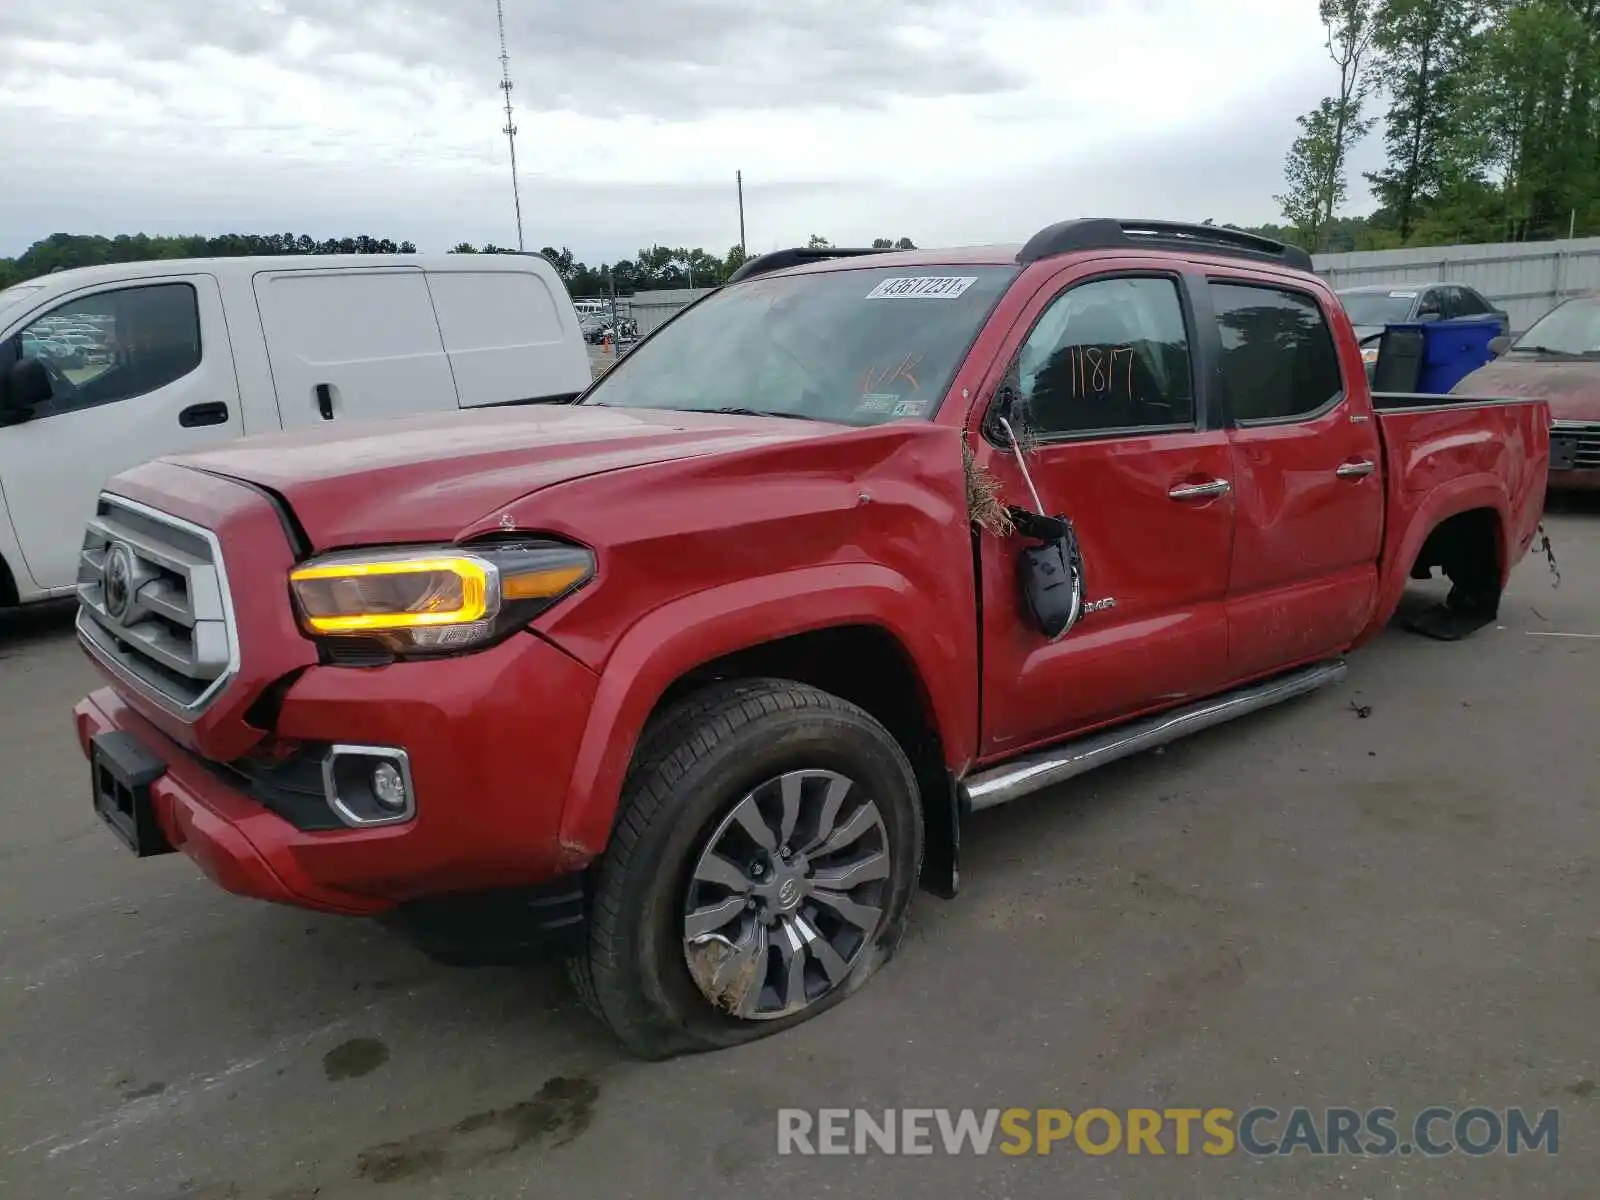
[572,287,715,337]
[582,238,1600,340]
[1313,236,1600,334]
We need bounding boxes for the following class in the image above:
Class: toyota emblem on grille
[103,542,136,620]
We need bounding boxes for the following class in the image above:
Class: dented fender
[552,564,976,863]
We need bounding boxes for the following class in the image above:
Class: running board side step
[962,659,1348,813]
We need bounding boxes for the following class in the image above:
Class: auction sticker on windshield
[866,276,978,300]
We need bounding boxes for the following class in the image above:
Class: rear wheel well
[1408,507,1503,606]
[648,626,957,889]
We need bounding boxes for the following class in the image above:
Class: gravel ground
[0,499,1595,1200]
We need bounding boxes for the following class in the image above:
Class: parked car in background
[0,253,593,609]
[1337,282,1510,374]
[68,219,1547,1059]
[1452,290,1600,491]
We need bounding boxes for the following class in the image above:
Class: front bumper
[1548,468,1600,492]
[73,631,602,916]
[1549,423,1600,489]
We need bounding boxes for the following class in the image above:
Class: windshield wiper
[1512,344,1587,357]
[706,406,816,421]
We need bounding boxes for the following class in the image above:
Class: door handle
[1336,460,1376,478]
[1168,478,1231,501]
[178,401,230,428]
[315,383,335,421]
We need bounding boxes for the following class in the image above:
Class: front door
[0,276,243,591]
[1202,273,1384,679]
[974,265,1236,759]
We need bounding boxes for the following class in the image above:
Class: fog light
[321,745,415,827]
[372,762,407,811]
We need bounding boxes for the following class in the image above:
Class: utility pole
[737,170,746,256]
[495,0,525,252]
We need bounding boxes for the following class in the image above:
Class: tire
[571,678,924,1059]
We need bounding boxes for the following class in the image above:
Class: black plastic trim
[204,745,343,832]
[377,875,591,964]
[474,390,583,408]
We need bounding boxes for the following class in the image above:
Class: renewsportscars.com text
[776,1106,1560,1157]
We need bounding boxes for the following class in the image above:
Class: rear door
[974,261,1235,757]
[252,267,458,428]
[1203,273,1384,680]
[424,265,590,407]
[0,276,244,591]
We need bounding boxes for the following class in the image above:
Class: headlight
[289,539,594,655]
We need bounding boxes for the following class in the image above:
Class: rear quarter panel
[1357,397,1549,644]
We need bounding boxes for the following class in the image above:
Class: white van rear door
[424,266,591,407]
[253,267,459,428]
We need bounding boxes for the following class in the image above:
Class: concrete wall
[1313,237,1600,333]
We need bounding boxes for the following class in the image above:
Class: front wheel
[572,679,924,1059]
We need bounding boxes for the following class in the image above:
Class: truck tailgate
[1372,392,1550,574]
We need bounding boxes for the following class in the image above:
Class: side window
[1208,282,1343,423]
[1417,289,1445,318]
[1455,287,1487,316]
[1012,276,1195,437]
[15,283,201,415]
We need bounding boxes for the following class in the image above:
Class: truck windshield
[1512,296,1600,356]
[1338,291,1415,327]
[582,264,1018,425]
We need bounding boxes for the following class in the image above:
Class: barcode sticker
[865,276,977,300]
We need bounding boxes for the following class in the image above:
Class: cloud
[0,0,1374,263]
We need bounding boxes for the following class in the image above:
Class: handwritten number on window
[1063,345,1136,398]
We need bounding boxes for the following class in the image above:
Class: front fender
[1353,472,1510,648]
[554,563,976,862]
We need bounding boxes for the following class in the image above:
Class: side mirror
[0,357,53,423]
[984,375,1022,444]
[1416,309,1442,323]
[1487,334,1511,358]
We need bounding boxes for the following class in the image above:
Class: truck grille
[1551,421,1600,472]
[75,494,238,715]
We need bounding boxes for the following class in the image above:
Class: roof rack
[726,246,887,284]
[1017,218,1314,273]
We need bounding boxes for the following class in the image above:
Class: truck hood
[1453,356,1600,422]
[167,405,838,549]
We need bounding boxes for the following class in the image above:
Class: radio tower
[495,0,525,251]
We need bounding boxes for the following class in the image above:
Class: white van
[0,254,593,607]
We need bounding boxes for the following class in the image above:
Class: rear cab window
[1208,281,1344,423]
[581,265,1019,425]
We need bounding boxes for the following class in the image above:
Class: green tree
[1275,0,1380,249]
[806,234,832,248]
[1366,0,1490,241]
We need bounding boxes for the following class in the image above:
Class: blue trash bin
[1382,317,1503,395]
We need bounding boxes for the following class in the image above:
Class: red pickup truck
[71,220,1549,1058]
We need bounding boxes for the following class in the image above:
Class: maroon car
[1455,292,1600,491]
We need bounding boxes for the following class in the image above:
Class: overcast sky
[0,0,1386,263]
